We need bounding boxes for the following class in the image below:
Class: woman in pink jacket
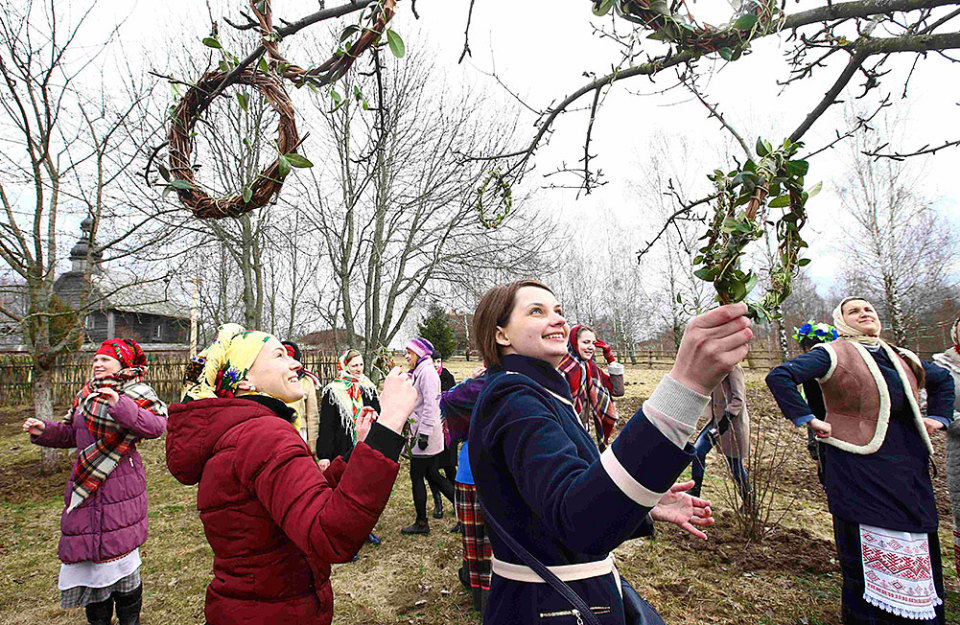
[401,337,456,535]
[22,338,167,625]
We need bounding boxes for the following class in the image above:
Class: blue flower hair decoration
[793,321,839,343]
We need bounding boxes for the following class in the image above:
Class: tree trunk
[883,274,907,344]
[32,366,61,475]
[775,309,790,362]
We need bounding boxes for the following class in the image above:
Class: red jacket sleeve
[233,418,399,564]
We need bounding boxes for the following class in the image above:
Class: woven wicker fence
[0,350,338,408]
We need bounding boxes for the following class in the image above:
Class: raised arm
[27,413,79,449]
[486,384,702,555]
[236,418,403,564]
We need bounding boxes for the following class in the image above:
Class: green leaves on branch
[695,137,819,322]
[592,0,615,16]
[277,152,313,178]
[475,169,513,229]
[202,36,222,50]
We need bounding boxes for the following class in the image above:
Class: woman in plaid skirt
[23,339,167,625]
[441,366,491,612]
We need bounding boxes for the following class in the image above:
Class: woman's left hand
[922,417,945,435]
[97,387,120,407]
[650,480,714,540]
[356,406,378,443]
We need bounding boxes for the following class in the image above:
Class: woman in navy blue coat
[766,297,954,624]
[469,279,754,624]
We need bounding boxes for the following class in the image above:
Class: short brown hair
[472,279,553,368]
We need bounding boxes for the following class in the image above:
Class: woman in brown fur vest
[766,297,955,625]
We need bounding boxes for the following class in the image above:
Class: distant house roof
[90,271,189,320]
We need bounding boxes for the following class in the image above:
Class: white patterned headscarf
[832,296,882,346]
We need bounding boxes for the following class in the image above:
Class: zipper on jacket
[538,606,611,622]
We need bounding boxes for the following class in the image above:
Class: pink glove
[595,339,615,363]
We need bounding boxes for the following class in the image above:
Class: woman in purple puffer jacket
[22,339,167,625]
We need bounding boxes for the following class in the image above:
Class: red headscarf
[557,325,618,444]
[95,338,146,369]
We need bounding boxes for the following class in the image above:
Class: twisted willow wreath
[476,170,513,229]
[693,138,819,322]
[166,69,299,219]
[592,0,782,59]
[250,0,399,88]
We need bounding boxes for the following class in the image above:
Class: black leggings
[429,444,459,500]
[85,584,142,625]
[410,454,455,521]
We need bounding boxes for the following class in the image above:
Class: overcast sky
[79,0,960,292]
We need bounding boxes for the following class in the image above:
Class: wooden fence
[0,350,339,408]
[621,347,938,371]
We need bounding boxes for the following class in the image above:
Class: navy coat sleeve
[483,386,692,555]
[765,349,832,425]
[922,360,955,425]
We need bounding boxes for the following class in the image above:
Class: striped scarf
[557,327,617,444]
[66,367,167,512]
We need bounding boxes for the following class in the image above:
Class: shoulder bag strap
[482,506,604,625]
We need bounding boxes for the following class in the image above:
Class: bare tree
[292,44,550,360]
[0,0,184,473]
[837,114,958,344]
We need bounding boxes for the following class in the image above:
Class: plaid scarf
[66,366,167,512]
[557,326,617,444]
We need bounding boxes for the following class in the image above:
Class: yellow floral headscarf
[832,296,882,347]
[182,323,271,400]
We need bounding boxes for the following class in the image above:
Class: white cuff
[600,447,666,507]
[647,374,710,431]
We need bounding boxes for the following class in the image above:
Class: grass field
[0,361,956,624]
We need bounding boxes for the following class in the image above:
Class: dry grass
[0,362,956,624]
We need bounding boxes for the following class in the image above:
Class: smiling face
[404,349,419,369]
[576,329,597,361]
[346,355,364,378]
[91,354,122,379]
[841,298,882,336]
[433,357,442,372]
[495,286,569,367]
[240,336,304,402]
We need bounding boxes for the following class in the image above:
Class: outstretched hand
[650,480,714,540]
[22,418,45,436]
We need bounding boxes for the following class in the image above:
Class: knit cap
[405,337,434,360]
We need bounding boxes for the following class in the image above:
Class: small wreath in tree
[476,169,513,229]
[166,68,301,219]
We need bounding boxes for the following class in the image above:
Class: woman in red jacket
[165,324,416,625]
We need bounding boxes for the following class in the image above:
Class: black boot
[400,519,430,535]
[689,479,703,499]
[113,584,142,625]
[433,490,444,519]
[449,522,461,534]
[85,596,114,625]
